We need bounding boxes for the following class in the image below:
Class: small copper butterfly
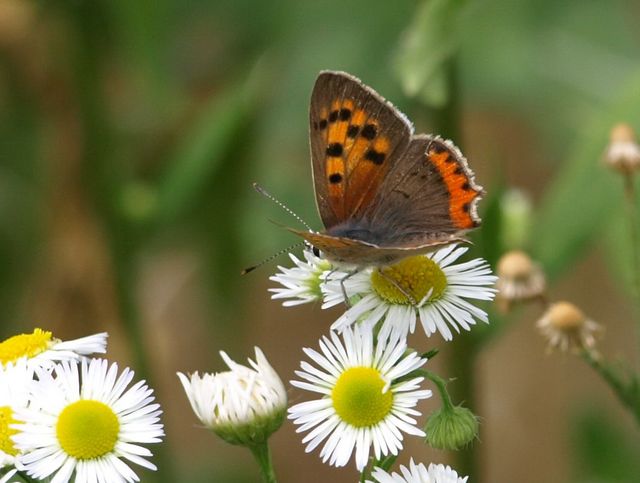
[287,71,484,266]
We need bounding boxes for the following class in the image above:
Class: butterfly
[287,71,484,267]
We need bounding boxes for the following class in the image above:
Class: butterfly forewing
[309,71,413,229]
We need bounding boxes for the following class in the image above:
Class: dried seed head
[495,250,545,312]
[604,123,640,174]
[537,301,602,353]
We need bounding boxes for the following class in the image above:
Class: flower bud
[500,189,533,249]
[178,347,287,447]
[424,404,479,451]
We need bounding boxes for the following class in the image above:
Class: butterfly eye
[312,246,321,257]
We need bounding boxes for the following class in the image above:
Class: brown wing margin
[309,71,414,229]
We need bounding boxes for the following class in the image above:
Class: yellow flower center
[371,256,447,305]
[0,329,53,365]
[56,400,120,460]
[0,406,20,457]
[331,367,393,427]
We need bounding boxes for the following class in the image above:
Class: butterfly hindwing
[365,135,483,247]
[287,227,464,265]
[309,71,413,229]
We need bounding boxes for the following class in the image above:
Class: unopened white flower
[12,358,164,483]
[324,245,497,341]
[178,347,287,446]
[288,325,431,471]
[367,460,468,483]
[269,249,334,306]
[0,359,32,469]
[0,328,107,368]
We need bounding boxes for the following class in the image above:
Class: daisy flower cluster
[178,240,495,481]
[0,329,163,483]
[264,244,497,479]
[272,244,497,342]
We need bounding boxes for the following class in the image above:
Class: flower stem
[421,370,455,411]
[581,349,640,425]
[622,174,640,321]
[13,472,38,483]
[249,442,278,483]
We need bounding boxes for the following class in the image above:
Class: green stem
[430,58,461,141]
[249,442,278,483]
[623,174,640,326]
[449,332,478,478]
[581,349,640,425]
[67,3,173,482]
[420,370,455,411]
[428,54,478,479]
[12,471,38,483]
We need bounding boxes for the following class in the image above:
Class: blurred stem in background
[622,173,640,326]
[64,1,176,480]
[581,349,640,427]
[427,55,479,477]
[394,0,479,476]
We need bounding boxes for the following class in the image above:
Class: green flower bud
[500,189,532,250]
[424,404,479,451]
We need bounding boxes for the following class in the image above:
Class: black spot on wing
[361,124,377,140]
[365,149,385,165]
[326,143,344,157]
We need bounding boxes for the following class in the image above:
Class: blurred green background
[1,0,640,482]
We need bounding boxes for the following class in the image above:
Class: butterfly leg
[340,270,360,308]
[377,268,417,305]
[325,268,359,308]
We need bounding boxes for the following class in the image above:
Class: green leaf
[154,70,262,224]
[394,0,469,108]
[572,409,640,482]
[532,70,640,281]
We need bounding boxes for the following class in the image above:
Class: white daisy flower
[0,328,107,368]
[367,460,468,483]
[324,245,497,342]
[288,325,431,471]
[0,359,32,469]
[12,358,163,483]
[178,347,287,446]
[269,249,335,306]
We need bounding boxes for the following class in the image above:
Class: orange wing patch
[316,98,394,221]
[428,145,481,229]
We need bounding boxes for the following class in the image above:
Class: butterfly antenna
[241,241,306,275]
[252,182,313,231]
